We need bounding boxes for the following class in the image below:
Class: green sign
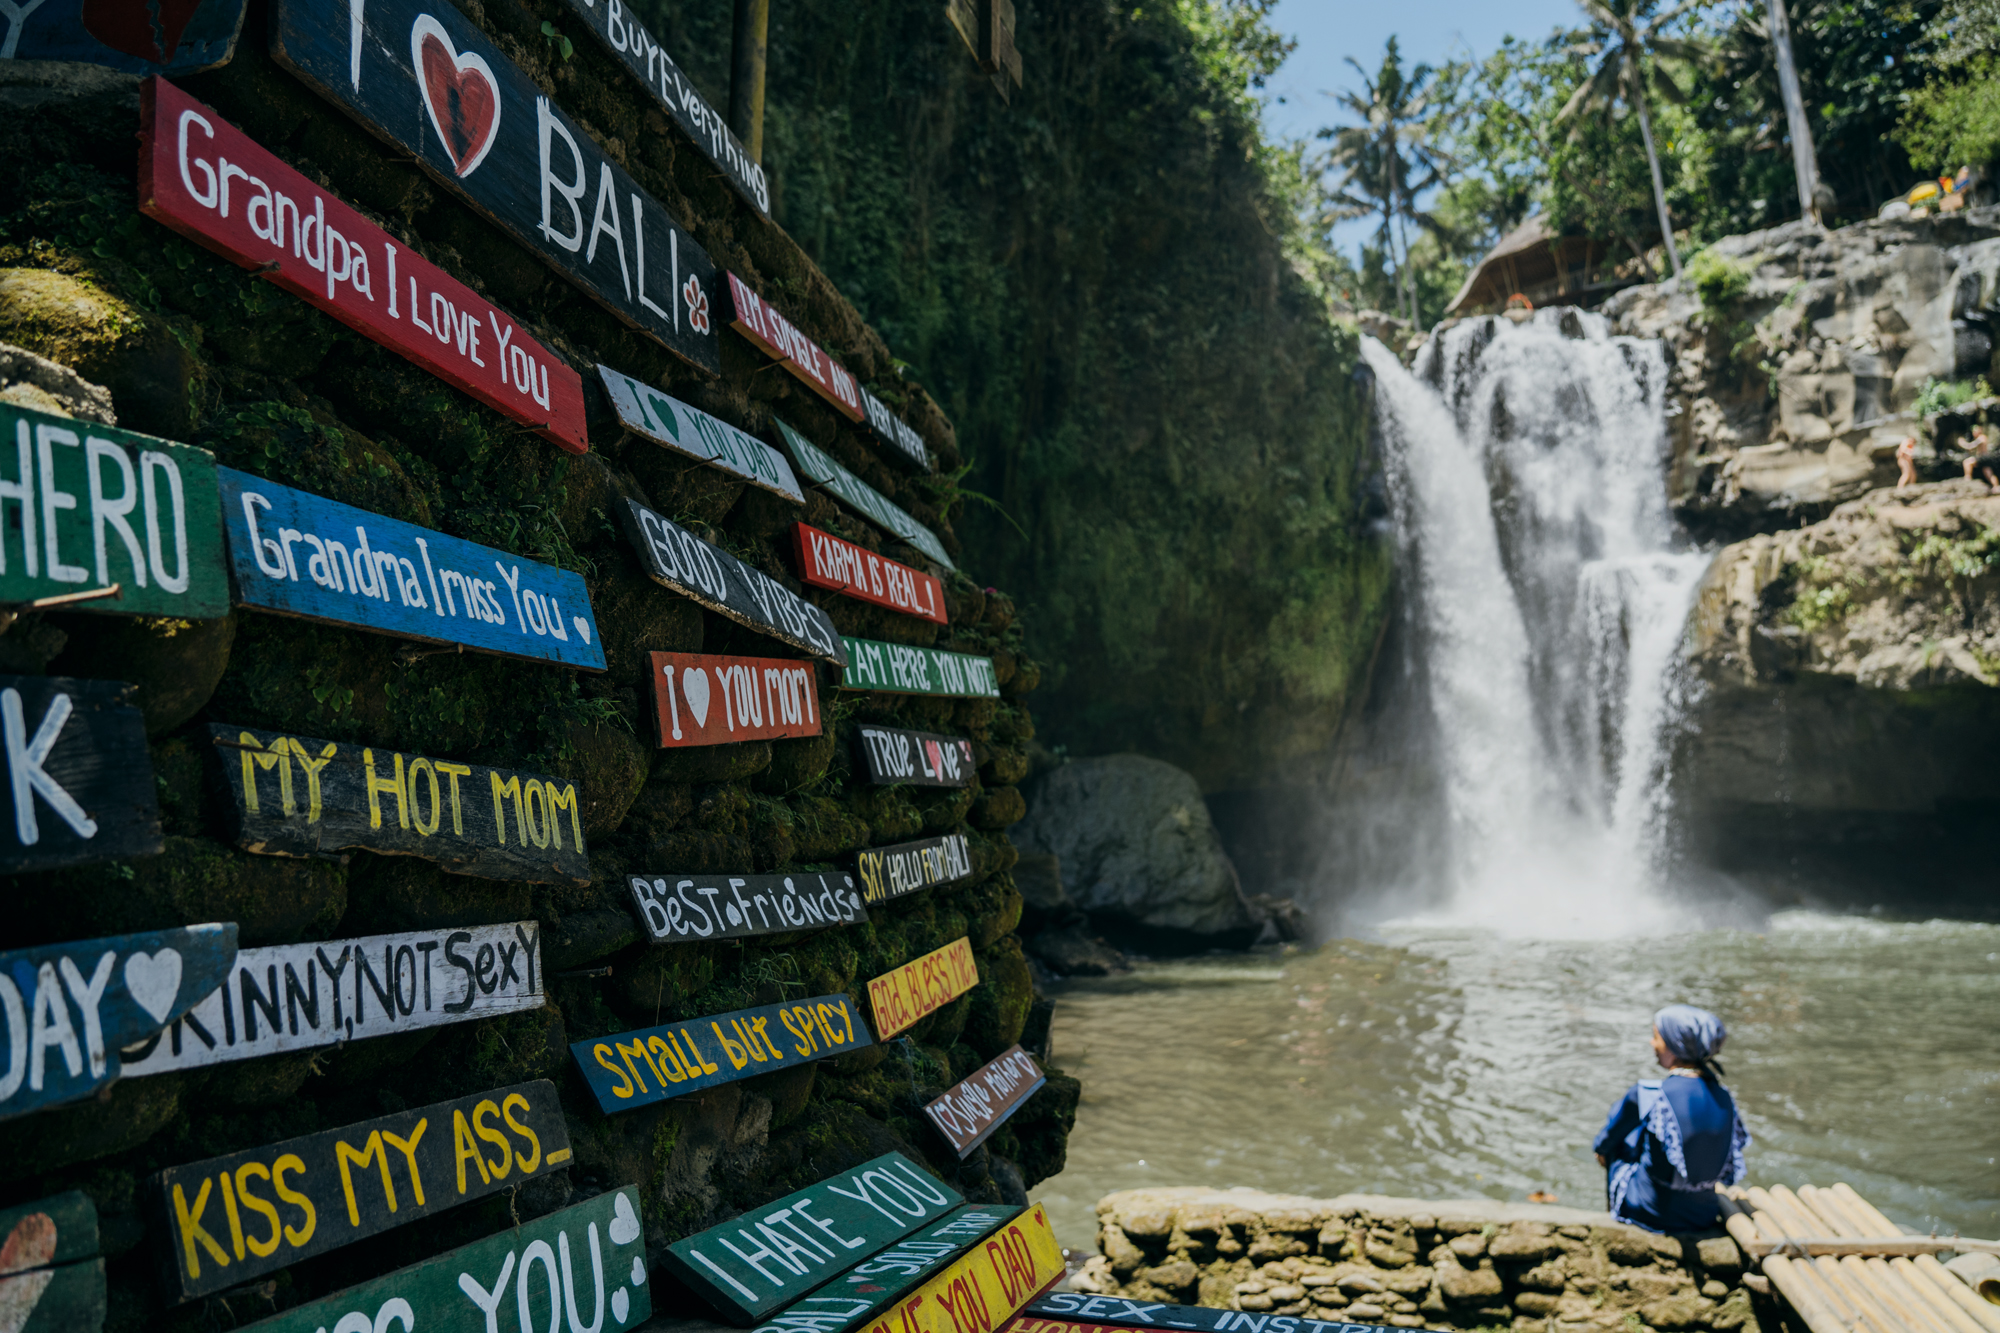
[0,402,227,618]
[839,637,999,698]
[775,419,954,570]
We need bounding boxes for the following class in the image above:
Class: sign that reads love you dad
[749,1206,1021,1333]
[650,651,821,749]
[841,638,999,699]
[0,0,244,74]
[272,0,720,374]
[857,1204,1066,1333]
[626,871,865,945]
[220,470,605,670]
[0,676,163,874]
[141,81,588,453]
[597,365,800,501]
[0,1191,108,1333]
[793,523,945,624]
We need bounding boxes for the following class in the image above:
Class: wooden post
[1766,0,1822,223]
[730,0,769,161]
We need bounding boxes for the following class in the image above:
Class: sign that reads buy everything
[793,523,945,624]
[867,938,978,1041]
[650,651,822,749]
[140,80,587,453]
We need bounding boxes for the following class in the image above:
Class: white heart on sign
[574,617,592,644]
[609,1192,641,1246]
[124,948,183,1023]
[631,1256,646,1285]
[611,1287,631,1325]
[681,667,711,729]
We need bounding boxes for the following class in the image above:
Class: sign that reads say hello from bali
[650,651,822,749]
[855,833,974,907]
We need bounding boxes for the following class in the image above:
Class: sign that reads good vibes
[649,651,822,749]
[626,871,865,944]
[0,676,163,874]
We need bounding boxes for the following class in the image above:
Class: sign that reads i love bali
[140,81,586,453]
[727,274,864,421]
[649,651,822,749]
[793,523,945,624]
[271,0,720,374]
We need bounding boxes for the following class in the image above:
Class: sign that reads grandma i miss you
[840,637,999,698]
[793,524,945,624]
[751,1206,1022,1333]
[597,365,801,501]
[220,470,605,670]
[627,871,864,944]
[855,833,973,907]
[855,725,975,788]
[141,81,588,453]
[925,1046,1044,1157]
[867,938,978,1041]
[777,420,953,570]
[650,651,822,749]
[0,676,163,874]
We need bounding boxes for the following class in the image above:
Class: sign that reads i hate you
[867,938,978,1041]
[793,523,945,624]
[650,651,821,749]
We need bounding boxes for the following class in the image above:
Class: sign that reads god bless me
[867,938,978,1041]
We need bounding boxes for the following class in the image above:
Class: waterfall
[1360,312,1709,936]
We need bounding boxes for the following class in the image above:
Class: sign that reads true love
[660,1152,963,1323]
[0,0,243,74]
[841,637,999,699]
[272,0,720,374]
[858,1204,1066,1333]
[726,274,864,421]
[0,401,227,619]
[0,676,163,874]
[213,724,591,884]
[220,470,605,670]
[597,365,801,501]
[752,1206,1022,1333]
[858,389,933,472]
[651,652,821,750]
[856,833,974,907]
[154,1079,572,1300]
[867,938,978,1041]
[121,923,544,1077]
[925,1046,1045,1158]
[0,925,236,1122]
[1022,1296,1401,1333]
[777,421,953,570]
[627,871,865,945]
[619,500,845,664]
[572,992,871,1117]
[0,1191,107,1333]
[855,725,976,788]
[141,81,588,453]
[793,524,945,624]
[233,1186,650,1333]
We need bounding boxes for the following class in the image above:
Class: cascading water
[1361,311,1710,936]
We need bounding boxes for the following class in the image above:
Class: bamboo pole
[1783,1187,1934,1333]
[1829,1184,2000,1333]
[1743,1191,1888,1333]
[1757,1188,1909,1333]
[1726,1210,1854,1333]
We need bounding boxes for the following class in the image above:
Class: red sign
[792,523,947,624]
[138,78,589,454]
[726,273,864,421]
[649,651,822,748]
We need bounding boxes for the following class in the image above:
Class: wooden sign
[220,469,606,670]
[925,1046,1044,1157]
[154,1079,572,1300]
[854,725,975,788]
[231,1186,649,1333]
[0,676,163,873]
[726,274,864,422]
[271,0,721,375]
[649,651,822,749]
[141,82,589,454]
[0,924,236,1121]
[866,938,977,1041]
[212,723,591,884]
[627,871,864,944]
[554,0,768,214]
[855,833,973,906]
[618,500,845,664]
[855,1204,1065,1333]
[752,1206,1021,1333]
[570,992,871,1116]
[776,420,953,570]
[0,1192,106,1333]
[0,0,243,74]
[0,401,228,619]
[659,1152,962,1323]
[597,365,801,501]
[120,922,545,1076]
[793,524,945,624]
[858,389,933,472]
[839,637,999,698]
[1022,1296,1399,1333]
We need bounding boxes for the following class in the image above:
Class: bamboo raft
[1719,1182,2000,1333]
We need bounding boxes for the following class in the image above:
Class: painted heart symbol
[573,617,592,644]
[82,0,207,64]
[123,948,183,1024]
[611,1287,631,1325]
[630,1256,646,1285]
[410,15,501,178]
[681,668,711,730]
[0,1211,57,1332]
[608,1192,641,1246]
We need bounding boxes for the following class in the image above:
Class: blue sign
[219,469,605,670]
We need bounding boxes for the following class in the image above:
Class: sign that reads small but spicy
[628,871,864,944]
[841,637,999,698]
[727,274,864,422]
[141,81,588,453]
[752,1206,1022,1333]
[0,676,163,874]
[212,723,590,884]
[855,725,976,788]
[856,833,974,907]
[571,992,871,1117]
[793,523,945,624]
[1022,1296,1399,1333]
[778,420,954,570]
[868,938,978,1041]
[925,1046,1045,1157]
[859,1204,1066,1333]
[650,651,821,749]
[597,365,801,501]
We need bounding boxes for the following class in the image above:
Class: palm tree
[1556,0,1703,277]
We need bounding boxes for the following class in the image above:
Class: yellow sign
[858,1203,1064,1333]
[868,937,978,1039]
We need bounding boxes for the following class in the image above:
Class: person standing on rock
[1897,434,1920,489]
[1592,1005,1750,1233]
[1961,428,2000,491]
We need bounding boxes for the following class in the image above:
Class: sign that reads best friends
[793,523,945,624]
[925,1046,1045,1158]
[855,725,976,788]
[726,274,864,422]
[597,365,801,502]
[651,651,822,749]
[752,1206,1022,1333]
[0,1191,107,1333]
[154,1079,572,1300]
[840,637,999,698]
[0,676,163,874]
[1022,1296,1401,1333]
[272,0,720,374]
[777,420,954,570]
[857,1204,1066,1333]
[0,0,243,74]
[867,938,978,1041]
[212,724,590,884]
[141,81,588,453]
[627,871,865,944]
[856,833,973,907]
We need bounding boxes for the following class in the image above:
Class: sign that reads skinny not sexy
[141,81,588,453]
[0,676,162,874]
[154,1079,572,1300]
[856,833,973,907]
[651,652,822,749]
[867,938,978,1041]
[777,420,953,570]
[597,365,801,502]
[925,1046,1045,1157]
[855,725,976,788]
[0,1191,107,1333]
[841,637,999,698]
[1022,1297,1399,1333]
[793,524,945,624]
[221,470,605,670]
[859,1204,1066,1333]
[121,923,545,1077]
[213,724,590,883]
[273,0,720,375]
[727,274,864,422]
[751,1206,1022,1333]
[627,871,864,944]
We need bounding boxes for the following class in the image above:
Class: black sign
[272,0,721,374]
[627,871,865,944]
[1027,1294,1398,1333]
[0,676,161,873]
[855,725,975,787]
[859,388,932,471]
[855,832,973,906]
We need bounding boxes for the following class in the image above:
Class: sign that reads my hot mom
[211,724,590,883]
[154,1080,572,1300]
[572,993,870,1115]
[868,938,978,1041]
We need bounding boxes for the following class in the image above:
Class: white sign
[597,365,803,503]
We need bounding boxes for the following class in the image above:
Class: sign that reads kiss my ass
[141,81,588,453]
[153,1079,572,1300]
[855,833,974,907]
[221,469,605,670]
[867,938,978,1041]
[751,1206,1022,1333]
[651,652,822,749]
[855,725,976,788]
[272,0,720,374]
[0,676,163,874]
[627,871,865,944]
[597,365,801,502]
[777,420,953,570]
[925,1046,1045,1157]
[793,523,945,624]
[840,637,999,698]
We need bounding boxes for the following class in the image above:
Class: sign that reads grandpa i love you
[596,365,801,501]
[0,676,163,874]
[650,651,822,749]
[626,871,865,944]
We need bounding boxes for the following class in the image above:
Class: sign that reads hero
[925,1046,1045,1158]
[854,725,975,788]
[751,1206,1021,1333]
[627,871,864,945]
[840,637,999,699]
[0,676,163,874]
[867,938,978,1041]
[855,833,973,907]
[793,524,945,624]
[597,365,800,501]
[651,651,822,749]
[777,420,953,570]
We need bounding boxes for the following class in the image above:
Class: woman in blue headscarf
[1592,1004,1751,1233]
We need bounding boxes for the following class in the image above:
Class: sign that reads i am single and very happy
[777,420,953,570]
[232,1186,650,1333]
[651,651,822,749]
[867,938,978,1041]
[925,1046,1045,1157]
[0,1191,108,1333]
[855,725,976,788]
[793,524,945,624]
[597,365,801,501]
[153,1079,572,1300]
[856,833,973,907]
[841,637,999,698]
[141,81,588,453]
[0,0,243,74]
[572,993,871,1116]
[212,723,591,884]
[121,923,544,1077]
[627,871,864,945]
[271,0,720,374]
[727,274,864,422]
[858,388,933,472]
[751,1206,1022,1333]
[0,676,163,874]
[0,925,236,1121]
[220,469,605,670]
[660,1152,963,1323]
[1022,1297,1401,1333]
[859,1203,1066,1333]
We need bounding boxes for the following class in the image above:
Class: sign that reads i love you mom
[650,651,822,749]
